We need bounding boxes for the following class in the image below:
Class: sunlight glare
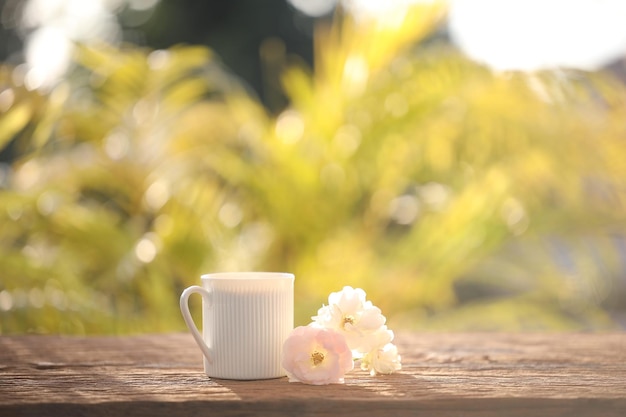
[19,0,158,89]
[343,0,437,21]
[448,0,626,71]
[287,0,338,17]
[24,26,73,90]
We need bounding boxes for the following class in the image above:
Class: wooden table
[1,332,625,416]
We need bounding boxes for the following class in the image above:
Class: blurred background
[1,0,625,334]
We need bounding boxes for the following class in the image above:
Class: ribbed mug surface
[199,272,294,380]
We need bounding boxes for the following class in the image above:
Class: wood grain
[1,333,625,416]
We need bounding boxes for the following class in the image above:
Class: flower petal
[329,286,366,315]
[281,325,354,385]
[361,343,402,375]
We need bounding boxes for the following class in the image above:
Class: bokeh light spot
[333,124,362,157]
[144,180,170,211]
[219,202,243,228]
[389,194,420,225]
[418,182,451,211]
[104,130,130,160]
[287,0,337,17]
[448,0,626,71]
[384,93,409,118]
[37,191,61,216]
[147,49,170,70]
[0,290,13,312]
[275,109,305,144]
[343,55,369,96]
[0,89,15,112]
[135,234,158,263]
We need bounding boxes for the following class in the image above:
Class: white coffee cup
[180,272,294,380]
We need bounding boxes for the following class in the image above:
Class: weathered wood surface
[0,332,625,416]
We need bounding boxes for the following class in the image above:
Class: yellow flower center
[342,315,355,328]
[311,351,325,366]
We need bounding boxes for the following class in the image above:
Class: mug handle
[180,285,213,364]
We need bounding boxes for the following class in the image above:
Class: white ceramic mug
[180,272,294,380]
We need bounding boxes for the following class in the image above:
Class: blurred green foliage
[1,3,626,333]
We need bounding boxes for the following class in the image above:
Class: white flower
[281,325,354,385]
[286,285,402,384]
[360,343,402,376]
[311,286,387,357]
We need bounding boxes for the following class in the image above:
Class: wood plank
[0,333,625,416]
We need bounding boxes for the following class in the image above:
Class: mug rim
[200,272,294,280]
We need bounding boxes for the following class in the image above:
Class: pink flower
[281,326,354,385]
